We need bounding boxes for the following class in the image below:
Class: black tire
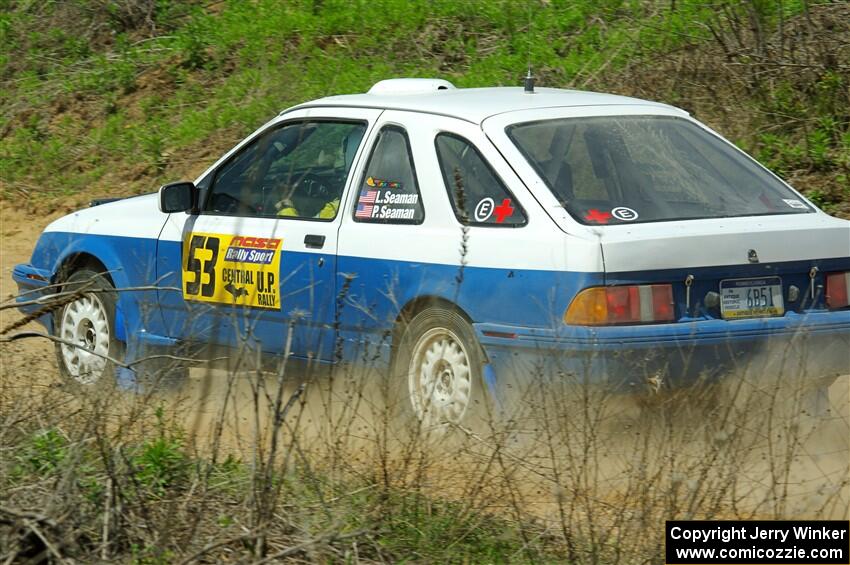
[390,306,493,436]
[53,269,124,388]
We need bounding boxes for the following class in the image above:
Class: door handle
[304,234,325,249]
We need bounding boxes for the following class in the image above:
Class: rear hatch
[486,106,850,319]
[598,213,850,319]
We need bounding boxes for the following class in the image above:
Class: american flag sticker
[359,190,377,203]
[355,203,374,218]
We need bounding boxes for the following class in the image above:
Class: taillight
[565,284,676,326]
[825,272,850,309]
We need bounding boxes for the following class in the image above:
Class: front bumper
[475,310,850,395]
[12,263,55,332]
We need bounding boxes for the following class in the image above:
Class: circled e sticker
[611,206,639,221]
[474,197,495,222]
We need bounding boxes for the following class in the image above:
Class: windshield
[506,116,813,225]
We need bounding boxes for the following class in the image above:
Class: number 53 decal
[184,234,219,298]
[181,232,282,310]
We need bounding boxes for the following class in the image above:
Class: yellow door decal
[182,232,281,310]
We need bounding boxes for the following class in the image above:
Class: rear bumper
[475,310,850,394]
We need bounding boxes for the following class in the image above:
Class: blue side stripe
[18,231,850,367]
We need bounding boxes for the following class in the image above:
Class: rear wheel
[54,269,123,387]
[392,307,491,434]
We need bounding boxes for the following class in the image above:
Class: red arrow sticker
[585,209,612,223]
[494,199,514,223]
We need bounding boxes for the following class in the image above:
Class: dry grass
[1,305,847,562]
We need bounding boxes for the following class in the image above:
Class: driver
[276,196,339,219]
[274,169,340,219]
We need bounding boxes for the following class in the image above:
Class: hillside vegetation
[1,0,848,216]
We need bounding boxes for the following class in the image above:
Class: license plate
[720,277,784,319]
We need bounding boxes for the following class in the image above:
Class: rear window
[506,116,812,225]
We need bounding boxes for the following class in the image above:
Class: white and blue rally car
[13,78,850,426]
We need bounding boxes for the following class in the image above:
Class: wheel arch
[52,250,130,343]
[390,294,479,363]
[54,252,114,286]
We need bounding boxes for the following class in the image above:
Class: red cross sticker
[585,209,612,223]
[494,199,514,223]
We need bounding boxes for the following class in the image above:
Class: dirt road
[0,205,61,388]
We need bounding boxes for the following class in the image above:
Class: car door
[334,111,568,359]
[156,107,381,361]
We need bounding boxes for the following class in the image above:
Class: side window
[353,125,424,224]
[205,120,366,219]
[435,133,526,226]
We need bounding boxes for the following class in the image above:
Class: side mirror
[158,181,196,213]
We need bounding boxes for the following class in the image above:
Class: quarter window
[435,133,525,226]
[353,126,424,224]
[205,120,366,220]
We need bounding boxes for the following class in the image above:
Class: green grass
[6,0,841,210]
[2,421,564,563]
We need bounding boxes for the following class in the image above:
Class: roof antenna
[524,67,535,94]
[523,2,535,93]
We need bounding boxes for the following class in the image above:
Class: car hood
[44,193,168,240]
[597,212,850,274]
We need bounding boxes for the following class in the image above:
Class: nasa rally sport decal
[182,233,281,309]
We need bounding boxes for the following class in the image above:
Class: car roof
[292,86,678,125]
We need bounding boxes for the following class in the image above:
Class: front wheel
[54,269,123,387]
[392,307,491,433]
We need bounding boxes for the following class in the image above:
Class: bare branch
[0,330,220,368]
[252,528,371,564]
[176,532,258,565]
[1,285,181,311]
